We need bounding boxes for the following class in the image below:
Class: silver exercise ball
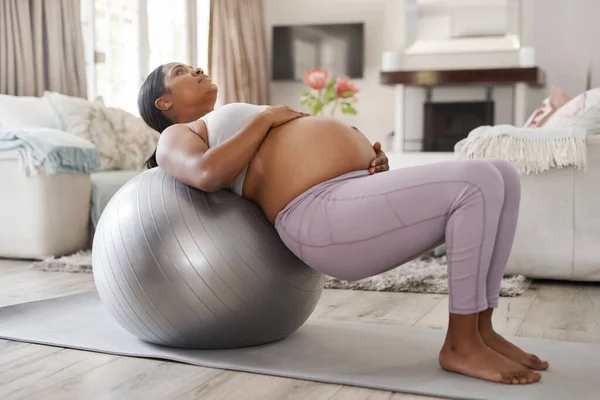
[92,168,325,349]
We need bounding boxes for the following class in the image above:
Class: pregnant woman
[137,63,548,384]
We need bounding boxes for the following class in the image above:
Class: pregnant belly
[243,116,376,223]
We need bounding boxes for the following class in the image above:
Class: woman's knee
[457,161,505,205]
[483,159,521,202]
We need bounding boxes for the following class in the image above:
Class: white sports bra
[200,102,269,195]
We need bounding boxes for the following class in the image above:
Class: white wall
[522,0,600,113]
[264,0,404,147]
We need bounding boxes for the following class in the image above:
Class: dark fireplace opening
[423,100,494,152]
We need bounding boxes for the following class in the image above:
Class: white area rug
[30,250,531,297]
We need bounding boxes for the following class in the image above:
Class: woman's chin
[199,80,218,92]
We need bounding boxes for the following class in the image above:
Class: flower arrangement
[301,68,359,116]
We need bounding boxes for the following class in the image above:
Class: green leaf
[323,79,337,103]
[301,91,319,112]
[340,103,358,115]
[312,99,325,116]
[301,92,318,100]
[340,90,355,99]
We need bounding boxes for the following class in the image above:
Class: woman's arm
[157,105,307,192]
[157,114,271,192]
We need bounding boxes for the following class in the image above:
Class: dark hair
[138,64,174,169]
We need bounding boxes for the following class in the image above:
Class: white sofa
[388,134,600,281]
[505,134,600,281]
[2,137,599,280]
[0,93,153,260]
[0,152,140,259]
[0,156,92,259]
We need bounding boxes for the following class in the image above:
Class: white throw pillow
[544,88,600,129]
[104,107,160,171]
[0,95,59,130]
[523,87,572,128]
[44,91,121,171]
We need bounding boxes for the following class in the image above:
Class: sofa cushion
[0,95,59,130]
[90,170,141,230]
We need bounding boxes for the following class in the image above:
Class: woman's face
[155,62,218,123]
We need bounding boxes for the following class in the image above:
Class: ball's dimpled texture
[92,168,324,349]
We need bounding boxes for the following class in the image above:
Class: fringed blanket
[454,124,589,175]
[0,128,100,176]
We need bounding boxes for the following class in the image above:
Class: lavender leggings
[274,159,521,314]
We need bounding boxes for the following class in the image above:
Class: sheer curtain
[0,0,87,97]
[84,0,199,113]
[209,0,269,106]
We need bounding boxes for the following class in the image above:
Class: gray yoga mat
[0,292,597,400]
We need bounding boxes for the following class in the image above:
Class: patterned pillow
[523,87,572,128]
[43,91,121,170]
[544,87,600,129]
[104,107,160,170]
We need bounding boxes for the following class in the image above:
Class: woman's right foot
[439,340,541,384]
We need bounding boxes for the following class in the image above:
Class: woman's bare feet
[478,308,549,371]
[479,329,549,370]
[439,337,541,384]
[441,313,541,384]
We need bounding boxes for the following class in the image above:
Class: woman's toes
[529,354,549,370]
[525,370,541,383]
[517,371,531,384]
[501,373,513,384]
[511,373,521,384]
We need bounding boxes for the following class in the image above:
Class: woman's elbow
[194,176,222,192]
[191,166,226,193]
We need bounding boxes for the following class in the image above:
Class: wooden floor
[1,258,600,400]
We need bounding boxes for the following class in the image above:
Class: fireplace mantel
[380,67,545,87]
[384,66,547,153]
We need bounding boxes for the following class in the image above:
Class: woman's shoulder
[158,118,207,149]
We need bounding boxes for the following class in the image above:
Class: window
[147,0,188,70]
[81,0,210,114]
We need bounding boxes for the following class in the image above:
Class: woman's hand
[262,105,310,128]
[369,142,389,174]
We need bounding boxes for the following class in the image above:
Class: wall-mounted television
[271,22,365,81]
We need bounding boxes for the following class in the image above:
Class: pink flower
[335,76,359,98]
[303,68,330,90]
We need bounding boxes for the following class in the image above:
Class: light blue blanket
[0,128,100,175]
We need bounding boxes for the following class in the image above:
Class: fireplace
[422,95,494,152]
[381,67,544,153]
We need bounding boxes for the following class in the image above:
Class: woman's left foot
[480,330,549,370]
